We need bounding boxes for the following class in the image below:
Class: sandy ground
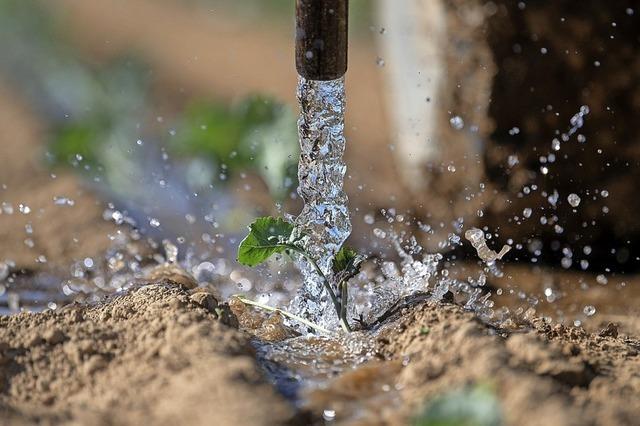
[0,282,299,426]
[2,280,639,425]
[366,298,640,425]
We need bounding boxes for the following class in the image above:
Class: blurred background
[0,0,639,323]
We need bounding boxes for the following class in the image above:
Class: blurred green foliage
[49,92,299,198]
[171,96,289,167]
[169,95,299,196]
[1,0,299,200]
[413,384,502,426]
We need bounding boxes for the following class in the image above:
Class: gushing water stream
[289,76,351,330]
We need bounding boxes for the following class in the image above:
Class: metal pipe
[295,0,348,80]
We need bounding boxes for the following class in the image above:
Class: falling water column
[290,0,351,330]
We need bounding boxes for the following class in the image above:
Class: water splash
[289,76,351,330]
[464,228,511,264]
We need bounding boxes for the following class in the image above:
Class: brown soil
[2,280,639,425]
[0,281,298,426]
[304,298,640,425]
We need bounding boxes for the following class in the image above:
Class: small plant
[413,383,502,426]
[236,216,364,332]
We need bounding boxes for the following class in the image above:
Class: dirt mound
[2,280,640,425]
[371,299,640,425]
[0,282,297,426]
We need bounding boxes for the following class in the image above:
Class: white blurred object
[376,0,495,202]
[376,0,447,192]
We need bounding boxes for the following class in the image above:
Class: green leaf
[332,247,365,282]
[413,383,502,426]
[237,217,295,266]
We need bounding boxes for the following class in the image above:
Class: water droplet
[237,278,252,292]
[375,57,385,67]
[1,202,13,215]
[449,116,464,130]
[0,262,9,281]
[522,208,532,218]
[583,305,596,316]
[53,196,75,206]
[8,292,19,311]
[373,228,386,239]
[567,193,581,207]
[193,262,216,282]
[323,409,336,421]
[149,218,161,228]
[112,211,124,225]
[363,214,375,225]
[162,240,178,263]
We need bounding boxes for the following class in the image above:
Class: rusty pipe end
[295,0,348,80]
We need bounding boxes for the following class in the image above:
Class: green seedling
[413,383,502,426]
[236,216,364,333]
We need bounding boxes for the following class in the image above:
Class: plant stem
[339,280,351,332]
[233,295,332,335]
[286,245,349,333]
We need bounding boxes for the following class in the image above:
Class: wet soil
[2,280,639,425]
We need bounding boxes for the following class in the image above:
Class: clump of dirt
[0,281,298,426]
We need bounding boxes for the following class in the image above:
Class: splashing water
[464,228,511,264]
[289,76,351,330]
